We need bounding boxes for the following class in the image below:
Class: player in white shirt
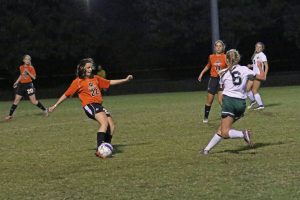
[247,42,269,110]
[201,49,265,155]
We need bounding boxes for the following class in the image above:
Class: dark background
[0,0,300,95]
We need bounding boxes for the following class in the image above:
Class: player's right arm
[198,56,211,82]
[13,75,21,88]
[48,94,68,112]
[48,79,79,112]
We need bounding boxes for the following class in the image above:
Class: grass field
[0,86,300,200]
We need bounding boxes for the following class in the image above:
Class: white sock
[254,93,264,106]
[204,134,222,151]
[247,91,255,102]
[228,129,244,139]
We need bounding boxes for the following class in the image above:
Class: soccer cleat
[247,101,257,109]
[4,115,13,121]
[200,149,209,155]
[43,109,49,117]
[203,118,208,123]
[254,105,265,110]
[243,130,253,147]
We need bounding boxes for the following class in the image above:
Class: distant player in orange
[198,40,227,123]
[5,55,48,121]
[48,58,133,158]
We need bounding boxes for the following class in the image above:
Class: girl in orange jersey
[198,40,227,123]
[48,58,133,158]
[5,55,48,121]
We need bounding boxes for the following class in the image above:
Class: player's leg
[247,90,256,109]
[202,126,222,155]
[252,80,264,109]
[224,97,253,146]
[217,90,223,106]
[203,78,218,123]
[29,94,48,115]
[105,116,115,144]
[203,93,214,123]
[5,94,23,120]
[94,111,109,147]
[201,115,234,155]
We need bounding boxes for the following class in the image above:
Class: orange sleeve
[64,79,80,97]
[205,55,211,68]
[30,66,36,77]
[96,76,110,89]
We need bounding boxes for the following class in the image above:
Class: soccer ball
[97,143,113,158]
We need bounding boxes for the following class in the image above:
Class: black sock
[204,105,211,119]
[104,129,113,144]
[36,101,46,111]
[9,104,18,116]
[97,132,105,148]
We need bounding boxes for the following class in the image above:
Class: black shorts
[16,83,36,96]
[207,77,222,95]
[83,103,111,120]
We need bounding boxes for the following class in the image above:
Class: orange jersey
[205,53,227,78]
[64,75,110,106]
[19,65,36,83]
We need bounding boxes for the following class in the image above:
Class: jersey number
[90,88,99,97]
[231,71,242,85]
[27,88,34,94]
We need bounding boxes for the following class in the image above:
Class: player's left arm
[25,67,36,80]
[255,62,267,81]
[263,61,269,79]
[110,75,133,86]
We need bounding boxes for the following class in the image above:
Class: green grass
[0,86,300,200]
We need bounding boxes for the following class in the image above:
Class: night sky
[0,0,300,87]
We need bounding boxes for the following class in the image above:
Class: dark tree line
[0,0,300,83]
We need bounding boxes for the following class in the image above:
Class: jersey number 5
[231,71,242,85]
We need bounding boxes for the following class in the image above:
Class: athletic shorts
[207,77,222,95]
[83,103,111,120]
[221,95,246,120]
[16,82,36,96]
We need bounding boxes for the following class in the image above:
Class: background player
[247,42,269,110]
[5,55,48,121]
[198,40,227,123]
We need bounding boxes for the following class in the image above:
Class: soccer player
[198,40,227,123]
[201,49,265,155]
[5,55,48,121]
[48,58,133,158]
[247,42,269,110]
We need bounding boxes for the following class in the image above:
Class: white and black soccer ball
[98,143,113,158]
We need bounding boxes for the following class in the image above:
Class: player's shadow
[219,141,285,154]
[89,142,150,154]
[264,103,281,107]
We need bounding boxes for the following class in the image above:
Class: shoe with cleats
[4,115,13,121]
[243,130,254,147]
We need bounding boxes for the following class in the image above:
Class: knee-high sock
[247,91,255,102]
[36,101,46,111]
[97,132,105,148]
[9,104,18,116]
[254,93,263,106]
[204,134,222,151]
[204,105,211,119]
[228,129,244,139]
